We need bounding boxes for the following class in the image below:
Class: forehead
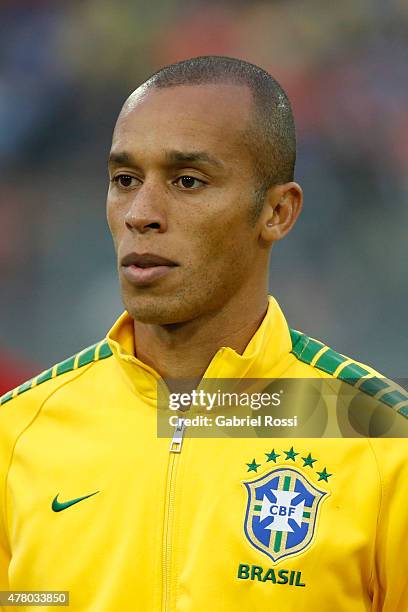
[111,83,254,162]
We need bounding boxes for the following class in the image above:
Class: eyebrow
[108,151,133,166]
[108,149,224,170]
[165,150,224,169]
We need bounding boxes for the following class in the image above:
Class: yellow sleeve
[0,532,10,590]
[0,409,15,596]
[0,387,46,594]
[0,414,12,592]
[370,438,408,611]
[0,370,82,607]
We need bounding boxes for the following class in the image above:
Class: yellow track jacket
[0,297,407,611]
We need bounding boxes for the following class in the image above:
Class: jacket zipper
[162,420,187,611]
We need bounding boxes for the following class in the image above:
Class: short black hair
[141,56,296,212]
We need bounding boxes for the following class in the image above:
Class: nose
[124,182,167,234]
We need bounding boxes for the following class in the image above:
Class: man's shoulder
[0,340,114,471]
[288,327,408,419]
[0,339,113,410]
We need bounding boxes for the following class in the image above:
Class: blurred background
[1,0,407,391]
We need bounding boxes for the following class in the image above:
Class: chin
[123,292,199,326]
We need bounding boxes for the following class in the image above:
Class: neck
[133,288,269,380]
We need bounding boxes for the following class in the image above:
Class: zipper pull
[169,418,187,453]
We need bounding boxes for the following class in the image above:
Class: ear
[259,182,303,244]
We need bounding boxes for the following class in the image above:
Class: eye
[112,174,139,188]
[174,176,205,190]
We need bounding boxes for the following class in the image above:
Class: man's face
[107,83,267,325]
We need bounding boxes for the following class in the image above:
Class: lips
[121,252,178,286]
[121,252,178,268]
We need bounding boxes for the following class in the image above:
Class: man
[0,56,407,611]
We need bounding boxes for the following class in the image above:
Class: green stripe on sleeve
[77,344,98,368]
[1,338,113,406]
[358,377,390,397]
[0,391,14,405]
[289,328,406,415]
[36,368,54,385]
[290,331,325,365]
[314,349,347,375]
[297,338,326,365]
[380,390,408,408]
[17,379,34,395]
[290,333,309,360]
[399,406,408,418]
[337,363,370,385]
[98,342,113,359]
[289,329,302,347]
[56,355,76,376]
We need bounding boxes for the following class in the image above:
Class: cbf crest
[243,459,329,563]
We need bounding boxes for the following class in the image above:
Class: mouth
[120,252,178,286]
